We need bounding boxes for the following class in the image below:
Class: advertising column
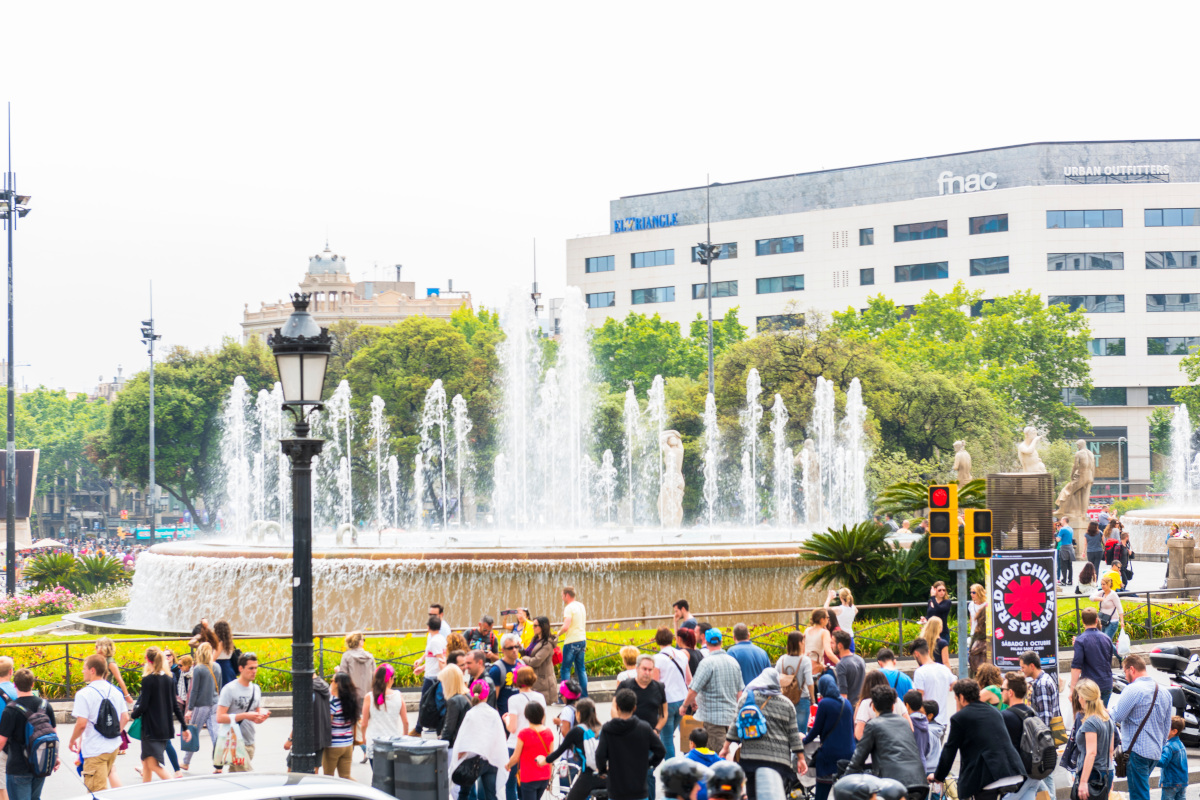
[990,550,1058,673]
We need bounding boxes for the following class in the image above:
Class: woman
[362,664,409,758]
[1091,576,1123,639]
[1076,562,1098,596]
[447,631,470,657]
[921,617,950,667]
[450,681,511,800]
[520,615,559,704]
[184,642,222,772]
[95,638,133,705]
[324,672,360,779]
[1116,529,1134,585]
[775,631,815,732]
[505,702,554,800]
[805,609,838,673]
[967,584,986,622]
[338,631,375,763]
[1071,679,1114,800]
[969,609,991,677]
[130,647,190,782]
[853,670,910,740]
[175,655,193,716]
[976,663,1005,709]
[213,620,239,686]
[803,673,854,800]
[541,698,604,800]
[1085,522,1106,578]
[677,627,702,676]
[825,589,857,651]
[508,608,534,648]
[721,669,803,798]
[440,665,473,747]
[616,646,640,683]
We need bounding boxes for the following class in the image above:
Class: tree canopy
[16,388,110,497]
[592,308,746,394]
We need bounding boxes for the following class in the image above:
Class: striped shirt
[1111,676,1172,760]
[690,650,745,727]
[330,697,355,747]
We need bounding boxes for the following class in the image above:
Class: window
[1047,252,1124,271]
[1149,387,1180,405]
[584,255,614,273]
[1147,294,1200,312]
[757,314,805,332]
[755,236,802,256]
[691,242,738,261]
[1062,387,1127,406]
[1046,209,1123,228]
[1047,295,1125,313]
[1146,251,1200,269]
[970,256,1009,276]
[756,275,804,294]
[631,286,674,305]
[692,280,738,299]
[894,220,948,242]
[970,214,1009,235]
[1148,336,1200,355]
[585,291,614,308]
[631,249,674,269]
[1145,208,1200,227]
[970,299,995,317]
[859,228,874,246]
[894,262,949,283]
[1088,338,1125,356]
[860,268,875,286]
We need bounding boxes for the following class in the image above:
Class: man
[997,673,1046,800]
[0,669,59,800]
[489,633,523,716]
[464,615,500,661]
[1098,506,1111,531]
[1056,517,1075,586]
[673,600,698,630]
[653,628,690,759]
[69,654,128,792]
[413,616,448,734]
[619,654,668,799]
[844,685,925,789]
[930,680,1025,800]
[429,603,451,637]
[216,652,269,771]
[684,628,744,752]
[466,650,498,710]
[910,638,953,729]
[832,630,864,704]
[920,582,951,628]
[875,648,913,697]
[559,586,588,697]
[597,688,666,800]
[884,513,900,533]
[727,624,770,686]
[1071,608,1115,703]
[1112,654,1173,800]
[1019,650,1060,796]
[0,656,15,800]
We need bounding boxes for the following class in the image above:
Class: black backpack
[90,685,122,739]
[1011,704,1058,780]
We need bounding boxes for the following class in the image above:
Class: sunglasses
[503,645,519,651]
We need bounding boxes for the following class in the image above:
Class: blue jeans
[506,747,518,800]
[660,700,683,758]
[1161,786,1185,800]
[1125,751,1155,800]
[560,641,588,697]
[6,774,46,800]
[1103,620,1120,640]
[647,766,656,800]
[795,698,812,732]
[475,762,498,800]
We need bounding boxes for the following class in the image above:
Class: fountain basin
[126,539,823,634]
[1124,509,1200,556]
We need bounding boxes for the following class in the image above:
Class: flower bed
[0,587,78,623]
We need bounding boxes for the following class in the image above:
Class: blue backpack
[735,691,767,740]
[17,699,58,778]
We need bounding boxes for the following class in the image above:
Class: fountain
[123,285,879,634]
[1125,404,1200,555]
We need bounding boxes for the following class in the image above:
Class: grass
[0,613,68,634]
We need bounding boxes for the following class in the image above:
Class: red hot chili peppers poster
[990,550,1058,673]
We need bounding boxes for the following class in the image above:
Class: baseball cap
[704,628,723,645]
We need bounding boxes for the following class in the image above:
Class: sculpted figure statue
[1017,426,1048,474]
[952,440,973,486]
[658,430,685,528]
[1055,439,1095,530]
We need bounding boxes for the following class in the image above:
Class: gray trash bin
[391,738,449,800]
[372,738,397,796]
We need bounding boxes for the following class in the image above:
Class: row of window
[1061,387,1180,407]
[1049,295,1200,313]
[597,274,808,308]
[1089,336,1200,356]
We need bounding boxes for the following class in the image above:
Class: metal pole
[951,559,973,679]
[148,307,156,545]
[5,104,16,595]
[705,179,714,395]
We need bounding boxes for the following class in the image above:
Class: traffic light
[927,484,958,560]
[965,509,993,559]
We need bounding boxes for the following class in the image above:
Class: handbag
[452,754,485,787]
[127,718,142,741]
[181,723,200,752]
[1114,685,1158,778]
[780,661,802,704]
[213,717,248,768]
[552,645,563,667]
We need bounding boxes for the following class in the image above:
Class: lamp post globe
[268,292,331,776]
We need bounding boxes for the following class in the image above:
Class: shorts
[141,738,167,764]
[82,749,119,791]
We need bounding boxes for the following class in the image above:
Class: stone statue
[795,439,822,525]
[952,440,973,486]
[1017,426,1048,473]
[1055,439,1095,530]
[658,430,685,529]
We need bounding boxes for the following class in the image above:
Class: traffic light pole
[950,559,974,680]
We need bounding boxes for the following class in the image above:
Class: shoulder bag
[1114,684,1158,778]
[779,660,802,704]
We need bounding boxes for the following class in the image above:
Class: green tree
[686,308,748,381]
[1174,350,1200,419]
[16,388,110,501]
[591,313,698,394]
[323,320,384,391]
[799,522,891,591]
[91,338,277,531]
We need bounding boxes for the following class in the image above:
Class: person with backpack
[540,698,604,800]
[0,669,58,800]
[802,673,854,800]
[776,632,815,734]
[929,679,1025,800]
[719,668,804,799]
[1000,673,1059,800]
[69,654,129,793]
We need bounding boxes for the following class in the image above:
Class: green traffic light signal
[973,535,992,558]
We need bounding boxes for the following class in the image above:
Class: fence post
[64,643,71,696]
[1146,591,1153,640]
[794,611,800,632]
[318,636,325,676]
[897,605,904,650]
[1074,596,1081,635]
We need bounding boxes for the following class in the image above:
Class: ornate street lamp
[269,293,331,776]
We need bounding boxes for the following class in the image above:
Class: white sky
[5,1,1198,392]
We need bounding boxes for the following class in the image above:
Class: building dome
[308,243,348,275]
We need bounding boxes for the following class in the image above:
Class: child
[923,700,944,767]
[685,728,726,800]
[1157,716,1188,800]
[556,679,582,737]
[506,702,554,800]
[904,690,929,772]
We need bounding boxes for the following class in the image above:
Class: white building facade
[566,141,1200,494]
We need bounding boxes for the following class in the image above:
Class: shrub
[22,553,77,592]
[0,587,78,623]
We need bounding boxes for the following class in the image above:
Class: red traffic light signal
[930,486,950,508]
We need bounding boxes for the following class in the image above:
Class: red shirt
[517,727,553,781]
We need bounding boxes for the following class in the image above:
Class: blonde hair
[838,588,854,606]
[970,583,984,597]
[438,664,467,698]
[143,646,168,677]
[345,631,364,650]
[1074,678,1109,721]
[195,642,215,667]
[95,638,116,659]
[178,654,194,670]
[1101,576,1113,590]
[620,645,640,668]
[922,617,944,657]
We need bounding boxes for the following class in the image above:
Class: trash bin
[391,737,449,800]
[372,738,397,796]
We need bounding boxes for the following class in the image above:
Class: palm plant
[798,522,890,590]
[861,543,937,605]
[22,552,77,591]
[70,555,130,594]
[875,479,986,517]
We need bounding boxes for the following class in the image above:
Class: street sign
[120,509,128,520]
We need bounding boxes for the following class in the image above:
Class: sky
[5,1,1198,392]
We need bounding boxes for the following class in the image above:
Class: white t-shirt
[424,633,447,676]
[833,606,858,635]
[562,600,587,644]
[439,619,452,637]
[913,662,954,727]
[654,647,690,704]
[967,601,984,622]
[616,669,637,684]
[72,680,129,758]
[854,697,908,725]
[505,689,547,747]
